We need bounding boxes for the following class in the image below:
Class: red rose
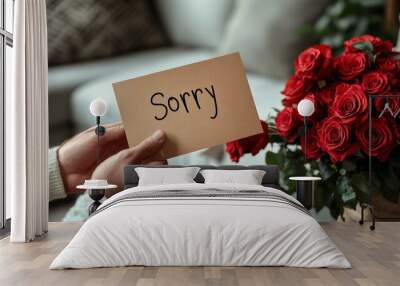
[317,117,359,162]
[281,76,313,106]
[344,34,393,54]
[275,107,302,143]
[226,141,243,163]
[362,71,389,94]
[317,83,337,106]
[294,44,333,80]
[387,73,400,91]
[226,120,269,162]
[301,127,323,160]
[377,54,400,91]
[377,56,398,73]
[330,83,368,124]
[334,52,368,81]
[355,118,395,161]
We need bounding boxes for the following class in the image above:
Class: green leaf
[343,158,357,172]
[337,174,358,206]
[342,189,356,203]
[286,179,296,195]
[352,41,374,53]
[358,0,385,8]
[329,193,343,220]
[265,151,284,168]
[269,134,285,144]
[272,107,280,113]
[336,15,357,30]
[315,15,331,33]
[353,151,366,159]
[318,157,336,180]
[327,1,345,17]
[283,161,306,178]
[337,175,352,195]
[351,172,369,195]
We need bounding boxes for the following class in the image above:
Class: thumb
[122,130,166,163]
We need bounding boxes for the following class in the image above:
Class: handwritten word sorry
[150,85,218,120]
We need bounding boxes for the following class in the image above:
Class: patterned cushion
[47,0,168,66]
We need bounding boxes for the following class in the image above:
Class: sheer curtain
[8,0,49,242]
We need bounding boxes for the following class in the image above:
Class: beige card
[113,53,262,159]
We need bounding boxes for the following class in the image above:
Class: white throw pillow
[155,0,234,48]
[200,169,266,185]
[135,167,201,186]
[218,0,329,79]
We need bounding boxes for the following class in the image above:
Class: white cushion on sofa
[219,0,329,79]
[156,0,234,48]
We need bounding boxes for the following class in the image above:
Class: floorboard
[0,222,399,286]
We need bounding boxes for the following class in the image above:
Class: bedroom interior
[1,0,400,285]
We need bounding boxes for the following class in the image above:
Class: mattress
[50,183,351,269]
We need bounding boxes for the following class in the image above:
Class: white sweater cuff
[49,147,67,201]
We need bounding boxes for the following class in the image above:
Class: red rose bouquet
[226,35,400,219]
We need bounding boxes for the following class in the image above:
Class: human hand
[58,123,167,196]
[91,130,167,196]
[57,122,129,195]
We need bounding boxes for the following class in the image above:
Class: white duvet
[50,183,351,269]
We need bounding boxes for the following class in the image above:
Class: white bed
[50,182,351,269]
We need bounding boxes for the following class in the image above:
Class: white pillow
[218,0,329,79]
[200,169,266,185]
[155,0,234,48]
[135,167,201,186]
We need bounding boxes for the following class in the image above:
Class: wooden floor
[0,222,399,286]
